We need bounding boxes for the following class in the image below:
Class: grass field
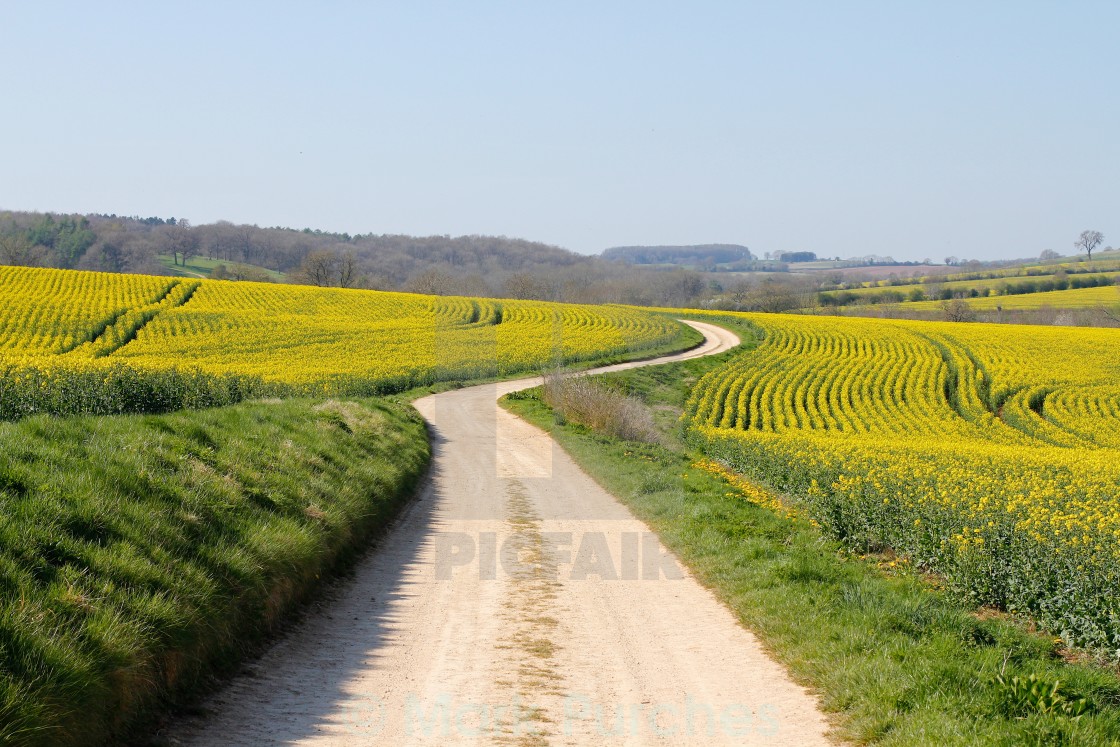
[502,325,1120,745]
[0,397,429,746]
[156,254,287,281]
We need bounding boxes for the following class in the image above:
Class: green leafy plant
[995,673,1092,719]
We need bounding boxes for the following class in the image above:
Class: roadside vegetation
[502,317,1120,745]
[542,370,661,444]
[0,398,429,746]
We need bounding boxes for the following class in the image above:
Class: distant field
[708,270,792,280]
[822,270,1120,307]
[847,255,1120,290]
[799,262,948,278]
[923,270,1120,294]
[901,284,1120,310]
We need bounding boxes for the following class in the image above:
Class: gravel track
[172,320,832,746]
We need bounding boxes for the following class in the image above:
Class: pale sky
[1,1,1116,261]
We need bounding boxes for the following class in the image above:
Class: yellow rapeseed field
[686,311,1120,651]
[113,278,676,384]
[0,266,685,418]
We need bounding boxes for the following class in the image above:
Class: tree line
[0,211,712,307]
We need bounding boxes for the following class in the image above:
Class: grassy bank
[501,334,1120,745]
[156,254,287,282]
[0,397,429,746]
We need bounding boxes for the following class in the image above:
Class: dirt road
[174,321,832,746]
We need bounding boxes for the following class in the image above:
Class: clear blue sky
[2,1,1116,261]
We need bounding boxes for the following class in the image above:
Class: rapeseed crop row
[685,312,1120,651]
[0,266,178,355]
[0,266,685,418]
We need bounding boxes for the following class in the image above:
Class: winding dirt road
[174,321,832,746]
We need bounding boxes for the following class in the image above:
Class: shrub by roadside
[541,371,661,444]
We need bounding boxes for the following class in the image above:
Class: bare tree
[456,273,494,297]
[750,277,804,313]
[940,298,976,322]
[336,251,360,288]
[296,250,336,286]
[727,280,752,311]
[201,221,237,261]
[229,224,255,263]
[405,268,454,296]
[158,220,199,266]
[504,272,543,300]
[0,233,46,266]
[1040,249,1061,261]
[1075,230,1104,261]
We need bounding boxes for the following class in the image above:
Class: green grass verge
[500,324,1120,746]
[0,397,429,746]
[156,255,286,281]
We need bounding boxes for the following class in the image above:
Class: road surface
[173,320,832,746]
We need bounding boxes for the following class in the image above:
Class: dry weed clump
[542,372,661,444]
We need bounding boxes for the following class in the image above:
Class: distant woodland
[0,211,716,307]
[603,244,752,267]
